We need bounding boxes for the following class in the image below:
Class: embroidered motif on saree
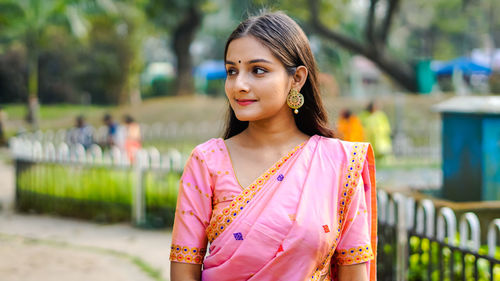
[170,244,207,264]
[205,141,306,243]
[334,244,374,265]
[310,143,369,280]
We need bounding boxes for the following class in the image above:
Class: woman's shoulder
[189,138,230,173]
[191,138,225,156]
[316,136,371,156]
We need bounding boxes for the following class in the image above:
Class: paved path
[0,157,172,281]
[0,156,14,211]
[0,235,154,281]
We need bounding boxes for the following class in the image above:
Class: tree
[146,0,215,96]
[308,0,418,92]
[248,0,491,93]
[0,0,148,126]
[79,0,147,105]
[0,0,86,128]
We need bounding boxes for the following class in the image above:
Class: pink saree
[170,135,377,280]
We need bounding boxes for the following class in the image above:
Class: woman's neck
[239,113,308,149]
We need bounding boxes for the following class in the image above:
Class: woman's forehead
[226,36,278,63]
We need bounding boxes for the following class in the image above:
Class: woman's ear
[292,65,308,91]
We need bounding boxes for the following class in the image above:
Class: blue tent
[194,60,227,80]
[433,57,491,76]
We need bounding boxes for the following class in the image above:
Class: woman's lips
[236,99,257,106]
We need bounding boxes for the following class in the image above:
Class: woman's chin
[234,112,261,122]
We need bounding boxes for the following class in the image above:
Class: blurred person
[123,115,141,163]
[336,109,365,142]
[359,101,393,159]
[0,106,6,146]
[103,113,124,149]
[67,115,93,149]
[170,12,376,281]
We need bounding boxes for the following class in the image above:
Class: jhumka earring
[287,88,304,114]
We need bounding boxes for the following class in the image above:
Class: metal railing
[378,190,500,281]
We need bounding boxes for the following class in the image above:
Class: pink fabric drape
[170,135,377,280]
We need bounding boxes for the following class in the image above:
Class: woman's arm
[170,262,202,281]
[338,263,368,281]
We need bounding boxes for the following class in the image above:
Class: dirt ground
[0,154,172,281]
[0,236,154,281]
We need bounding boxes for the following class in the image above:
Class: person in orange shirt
[337,109,365,142]
[123,115,141,163]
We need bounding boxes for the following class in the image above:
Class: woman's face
[225,36,293,122]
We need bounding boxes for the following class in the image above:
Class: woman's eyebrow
[225,59,273,65]
[248,59,272,64]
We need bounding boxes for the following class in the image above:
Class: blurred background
[1,0,500,280]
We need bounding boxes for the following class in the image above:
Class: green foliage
[144,0,214,35]
[407,236,500,281]
[489,73,500,95]
[397,0,498,60]
[0,0,148,105]
[141,76,175,98]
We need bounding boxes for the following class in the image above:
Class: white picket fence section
[379,189,500,280]
[9,137,189,225]
[14,119,441,163]
[14,120,224,145]
[10,137,187,170]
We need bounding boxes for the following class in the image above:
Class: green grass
[4,104,111,121]
[2,103,112,138]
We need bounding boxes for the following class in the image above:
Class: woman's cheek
[224,80,232,98]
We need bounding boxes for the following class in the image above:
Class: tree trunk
[172,6,202,96]
[365,50,418,92]
[312,22,419,92]
[26,36,40,129]
[128,74,142,106]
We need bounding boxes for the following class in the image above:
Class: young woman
[170,12,377,281]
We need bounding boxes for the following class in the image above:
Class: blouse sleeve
[170,148,213,264]
[333,176,375,265]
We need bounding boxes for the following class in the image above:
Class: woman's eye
[226,69,237,76]
[253,67,266,75]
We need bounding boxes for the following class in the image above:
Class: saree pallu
[170,135,377,281]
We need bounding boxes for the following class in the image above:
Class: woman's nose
[234,72,250,93]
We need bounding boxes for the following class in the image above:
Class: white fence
[14,119,441,163]
[10,137,190,225]
[15,120,224,145]
[10,137,187,171]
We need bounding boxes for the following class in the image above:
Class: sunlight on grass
[4,104,111,120]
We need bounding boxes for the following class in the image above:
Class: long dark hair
[222,11,335,139]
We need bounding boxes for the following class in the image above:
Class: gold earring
[287,88,304,114]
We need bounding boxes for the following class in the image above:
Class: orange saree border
[205,141,307,243]
[366,144,377,281]
[310,142,371,280]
